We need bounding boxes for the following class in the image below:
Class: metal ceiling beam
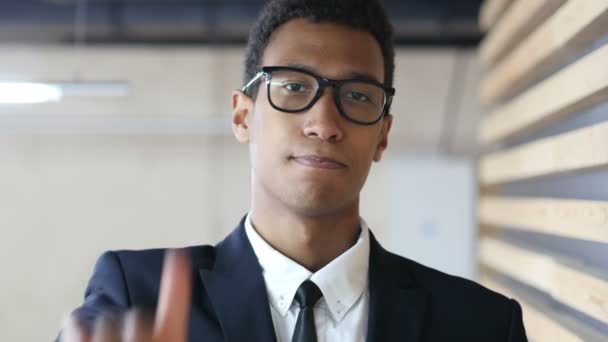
[0,0,483,46]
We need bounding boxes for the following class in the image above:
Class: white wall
[376,156,475,279]
[0,46,480,341]
[0,135,251,341]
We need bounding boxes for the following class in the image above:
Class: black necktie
[292,280,323,342]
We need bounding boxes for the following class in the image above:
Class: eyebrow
[285,63,382,83]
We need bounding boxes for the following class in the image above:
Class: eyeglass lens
[268,69,386,123]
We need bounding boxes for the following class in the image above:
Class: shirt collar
[244,213,370,323]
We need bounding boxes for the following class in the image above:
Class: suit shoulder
[386,250,513,307]
[111,244,216,269]
[382,251,526,339]
[103,245,215,304]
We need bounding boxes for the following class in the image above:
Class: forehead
[261,19,385,83]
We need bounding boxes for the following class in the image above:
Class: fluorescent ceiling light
[0,82,63,104]
[0,81,129,104]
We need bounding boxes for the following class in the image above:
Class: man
[60,0,528,341]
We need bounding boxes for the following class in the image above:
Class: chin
[287,188,356,217]
[291,203,343,218]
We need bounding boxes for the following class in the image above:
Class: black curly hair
[243,0,395,98]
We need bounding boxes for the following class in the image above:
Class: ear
[232,90,254,143]
[373,114,392,162]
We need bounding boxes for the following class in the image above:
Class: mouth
[290,155,347,170]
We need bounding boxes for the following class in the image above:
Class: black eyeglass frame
[242,66,395,125]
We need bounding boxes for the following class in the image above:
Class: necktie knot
[292,280,323,342]
[295,280,323,309]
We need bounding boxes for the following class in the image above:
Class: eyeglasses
[242,66,395,125]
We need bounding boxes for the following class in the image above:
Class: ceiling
[0,0,484,46]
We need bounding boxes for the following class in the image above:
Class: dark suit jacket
[61,217,527,341]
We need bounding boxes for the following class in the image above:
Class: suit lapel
[198,218,277,342]
[366,232,428,342]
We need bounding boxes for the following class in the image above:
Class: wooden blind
[477,1,608,340]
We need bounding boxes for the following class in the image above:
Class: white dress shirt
[244,213,370,342]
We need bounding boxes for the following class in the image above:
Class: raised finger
[122,309,153,342]
[153,248,193,341]
[91,314,121,342]
[61,314,92,342]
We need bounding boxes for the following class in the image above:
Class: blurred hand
[62,249,193,342]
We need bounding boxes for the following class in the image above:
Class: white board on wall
[377,156,476,280]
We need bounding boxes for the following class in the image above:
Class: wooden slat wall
[480,0,608,104]
[480,238,608,324]
[479,0,512,32]
[477,0,608,340]
[480,45,608,145]
[482,274,607,341]
[479,0,567,65]
[479,196,608,243]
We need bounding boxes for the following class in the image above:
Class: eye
[270,80,314,94]
[346,91,369,102]
[283,82,309,93]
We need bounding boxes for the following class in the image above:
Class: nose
[302,88,344,142]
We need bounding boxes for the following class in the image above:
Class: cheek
[250,107,298,166]
[352,130,382,161]
[354,148,376,177]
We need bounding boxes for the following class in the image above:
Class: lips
[291,155,347,170]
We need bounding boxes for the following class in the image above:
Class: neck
[250,192,361,272]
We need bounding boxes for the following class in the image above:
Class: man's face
[233,18,392,217]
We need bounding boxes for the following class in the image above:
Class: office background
[0,0,606,341]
